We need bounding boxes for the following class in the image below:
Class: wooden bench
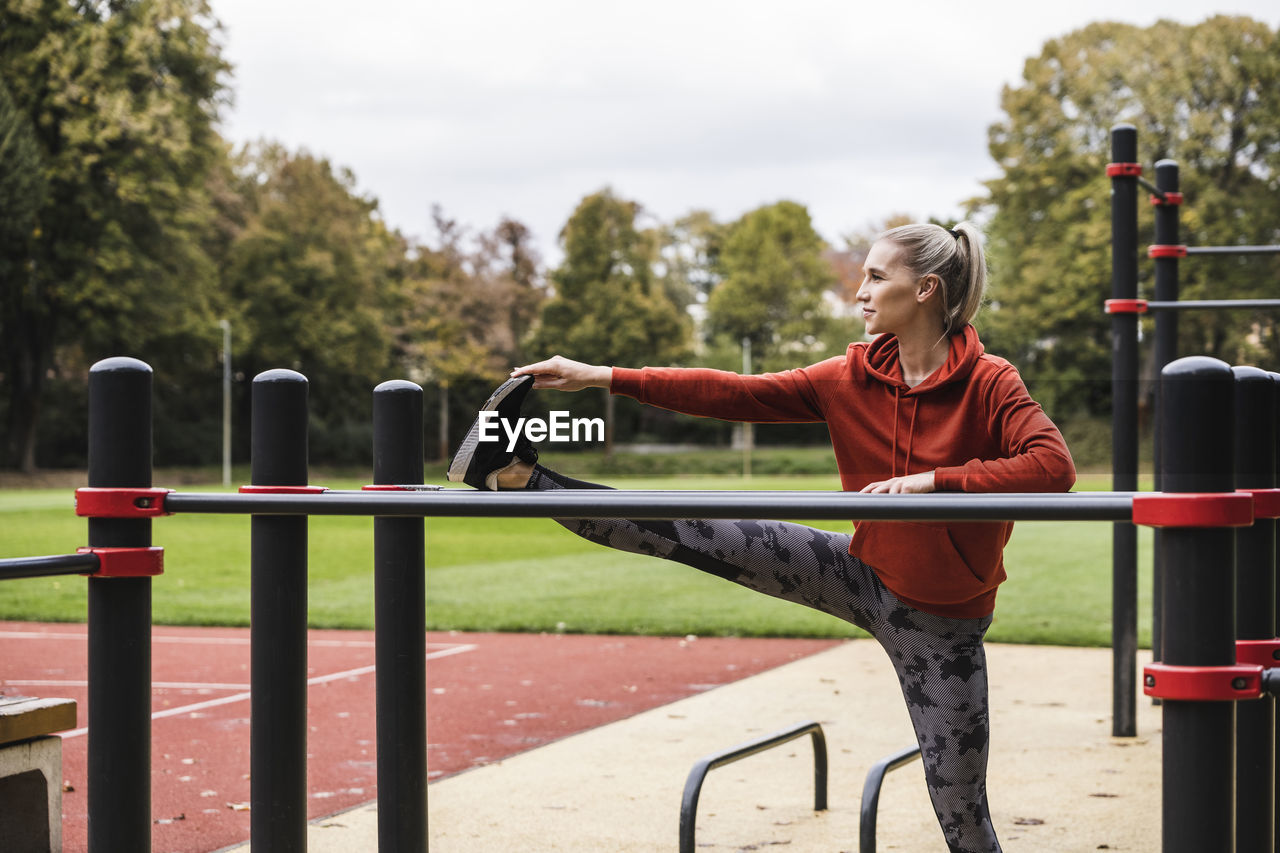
[0,694,78,853]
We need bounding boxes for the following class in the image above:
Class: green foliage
[218,143,400,407]
[978,16,1280,419]
[706,201,847,372]
[533,188,690,368]
[0,0,230,469]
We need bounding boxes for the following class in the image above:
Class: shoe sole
[446,376,531,484]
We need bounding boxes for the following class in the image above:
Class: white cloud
[209,0,1280,260]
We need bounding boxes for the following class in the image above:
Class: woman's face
[856,240,927,337]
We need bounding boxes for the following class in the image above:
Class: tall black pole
[1160,356,1236,853]
[250,369,310,851]
[373,380,427,852]
[86,357,154,853]
[1110,123,1140,737]
[1151,160,1181,674]
[1234,366,1277,852]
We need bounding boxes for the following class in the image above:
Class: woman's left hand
[860,472,936,494]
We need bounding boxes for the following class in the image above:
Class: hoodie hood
[853,324,984,394]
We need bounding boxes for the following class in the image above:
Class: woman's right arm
[514,355,838,424]
[511,356,612,393]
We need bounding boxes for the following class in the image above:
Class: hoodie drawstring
[890,387,921,479]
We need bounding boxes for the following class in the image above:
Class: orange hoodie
[609,325,1076,618]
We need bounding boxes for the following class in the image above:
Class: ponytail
[879,221,988,335]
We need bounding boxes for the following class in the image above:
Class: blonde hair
[879,221,987,335]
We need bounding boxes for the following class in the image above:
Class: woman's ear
[916,274,941,303]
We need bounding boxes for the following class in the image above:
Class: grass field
[0,470,1151,647]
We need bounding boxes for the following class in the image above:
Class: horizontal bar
[1185,245,1280,256]
[161,490,1138,522]
[1146,300,1280,311]
[0,552,100,581]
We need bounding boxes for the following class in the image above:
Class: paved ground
[227,641,1163,852]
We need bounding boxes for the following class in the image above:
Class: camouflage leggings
[527,465,1001,853]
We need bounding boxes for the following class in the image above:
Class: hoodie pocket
[857,521,1004,608]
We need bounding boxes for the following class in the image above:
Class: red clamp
[1132,493,1254,528]
[76,546,164,578]
[1239,488,1280,520]
[238,485,328,494]
[1236,640,1280,669]
[1151,192,1184,206]
[1148,244,1188,259]
[1106,162,1143,177]
[75,487,173,518]
[1143,662,1263,701]
[1104,299,1149,314]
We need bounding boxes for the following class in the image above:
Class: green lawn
[0,474,1152,647]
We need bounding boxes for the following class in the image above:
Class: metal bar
[859,745,922,853]
[1160,356,1237,853]
[1151,159,1180,682]
[160,490,1138,521]
[372,380,427,853]
[1185,245,1280,255]
[86,357,154,853]
[1147,300,1280,311]
[1110,123,1141,739]
[678,721,827,853]
[250,369,309,853]
[1233,366,1277,853]
[0,552,99,580]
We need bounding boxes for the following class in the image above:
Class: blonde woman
[449,222,1075,853]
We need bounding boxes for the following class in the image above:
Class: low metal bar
[1147,300,1280,311]
[0,552,99,580]
[860,745,923,853]
[1185,245,1280,255]
[679,721,827,853]
[161,491,1138,521]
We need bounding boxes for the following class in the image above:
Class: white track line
[53,643,476,740]
[0,630,381,648]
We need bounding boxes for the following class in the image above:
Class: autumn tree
[531,189,690,451]
[214,143,404,460]
[0,0,229,470]
[977,15,1280,419]
[705,201,846,373]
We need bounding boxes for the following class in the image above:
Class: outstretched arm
[512,356,612,392]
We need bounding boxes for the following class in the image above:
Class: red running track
[0,621,839,852]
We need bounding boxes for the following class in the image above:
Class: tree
[705,201,845,373]
[0,0,229,470]
[217,143,403,459]
[977,16,1280,419]
[531,189,690,452]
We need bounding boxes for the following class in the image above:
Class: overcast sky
[207,0,1279,263]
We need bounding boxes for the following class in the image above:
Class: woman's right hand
[511,356,613,392]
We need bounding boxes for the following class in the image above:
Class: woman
[447,221,1075,853]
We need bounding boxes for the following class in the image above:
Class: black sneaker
[447,375,539,489]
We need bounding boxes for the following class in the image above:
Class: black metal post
[1272,371,1280,853]
[1152,159,1181,675]
[373,380,426,852]
[86,357,154,853]
[1159,356,1237,853]
[1234,366,1277,852]
[1111,123,1141,737]
[250,369,309,851]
